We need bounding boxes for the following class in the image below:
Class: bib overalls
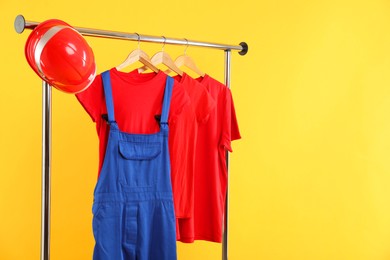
[92,71,177,260]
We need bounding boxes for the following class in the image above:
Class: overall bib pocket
[118,141,161,188]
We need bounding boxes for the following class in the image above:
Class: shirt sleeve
[193,82,216,124]
[75,74,105,123]
[221,87,241,152]
[169,80,191,125]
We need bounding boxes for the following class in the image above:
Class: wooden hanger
[139,36,183,76]
[174,39,205,77]
[174,55,205,77]
[116,33,159,73]
[164,39,205,77]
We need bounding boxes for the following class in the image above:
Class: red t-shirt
[76,68,190,179]
[177,74,241,243]
[171,73,216,233]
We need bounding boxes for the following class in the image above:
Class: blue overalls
[92,71,177,260]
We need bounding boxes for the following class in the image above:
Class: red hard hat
[25,19,96,94]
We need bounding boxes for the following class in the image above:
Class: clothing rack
[14,14,248,260]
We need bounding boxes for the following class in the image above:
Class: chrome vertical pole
[222,50,232,260]
[41,81,52,260]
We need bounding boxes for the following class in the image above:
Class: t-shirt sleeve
[230,89,241,141]
[75,75,104,123]
[221,88,241,152]
[169,80,191,125]
[193,82,216,124]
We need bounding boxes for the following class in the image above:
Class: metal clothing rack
[14,14,248,260]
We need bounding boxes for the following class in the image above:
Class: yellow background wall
[1,0,390,259]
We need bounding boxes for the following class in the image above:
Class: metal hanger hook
[135,32,140,49]
[161,36,166,52]
[184,38,189,55]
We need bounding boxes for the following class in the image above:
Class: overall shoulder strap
[160,76,174,125]
[101,70,116,123]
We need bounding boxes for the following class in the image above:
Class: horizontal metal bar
[14,15,248,55]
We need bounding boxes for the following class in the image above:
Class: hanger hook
[183,38,189,55]
[135,32,140,49]
[161,36,166,52]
